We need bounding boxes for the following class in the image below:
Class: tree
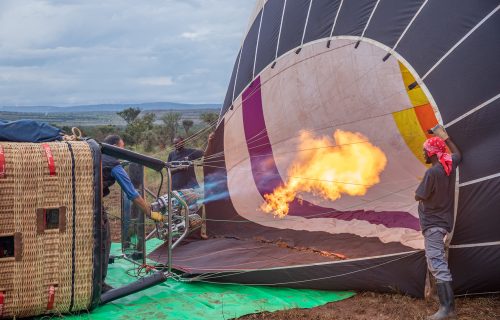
[117,107,141,125]
[97,124,117,137]
[153,124,168,149]
[200,112,218,126]
[161,112,182,142]
[142,129,158,152]
[182,119,194,136]
[141,113,156,127]
[60,125,72,134]
[124,112,156,145]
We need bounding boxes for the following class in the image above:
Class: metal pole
[100,271,168,305]
[121,163,146,263]
[130,163,145,255]
[170,192,190,250]
[166,167,173,275]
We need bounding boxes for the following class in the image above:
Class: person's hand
[429,124,449,140]
[204,132,216,156]
[150,211,164,222]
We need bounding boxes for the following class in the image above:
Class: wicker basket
[0,140,103,318]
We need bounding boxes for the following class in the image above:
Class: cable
[127,36,453,289]
[198,127,269,162]
[195,181,420,224]
[201,183,419,223]
[202,76,418,163]
[219,41,358,131]
[170,245,268,263]
[199,95,425,168]
[204,44,422,165]
[135,43,427,279]
[176,118,219,147]
[188,250,421,284]
[182,40,427,199]
[219,39,405,157]
[179,118,218,145]
[200,162,416,188]
[157,170,164,199]
[197,125,427,165]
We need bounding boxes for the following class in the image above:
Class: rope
[199,88,423,167]
[189,250,416,281]
[187,250,421,284]
[197,127,429,167]
[173,118,218,148]
[200,181,420,223]
[219,41,358,133]
[455,291,500,298]
[62,127,83,141]
[205,38,422,166]
[201,163,416,188]
[132,42,426,279]
[65,142,77,312]
[108,170,420,228]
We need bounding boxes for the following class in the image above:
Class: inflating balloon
[152,0,500,297]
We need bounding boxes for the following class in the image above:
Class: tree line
[67,107,218,153]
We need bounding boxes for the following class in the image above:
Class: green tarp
[63,243,354,319]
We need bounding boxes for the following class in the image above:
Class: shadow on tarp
[62,243,355,320]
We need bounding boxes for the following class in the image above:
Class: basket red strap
[0,291,5,317]
[41,144,56,176]
[0,145,5,178]
[47,285,55,310]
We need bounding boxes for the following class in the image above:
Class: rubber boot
[428,281,456,320]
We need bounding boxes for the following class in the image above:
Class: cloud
[0,0,254,106]
[181,29,211,40]
[136,76,174,86]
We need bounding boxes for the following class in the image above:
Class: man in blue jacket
[101,135,153,292]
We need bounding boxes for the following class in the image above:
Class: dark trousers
[102,209,111,282]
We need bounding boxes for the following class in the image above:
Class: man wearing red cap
[415,124,461,320]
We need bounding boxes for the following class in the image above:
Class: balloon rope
[183,250,421,284]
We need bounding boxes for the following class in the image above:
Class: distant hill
[0,102,221,113]
[0,102,221,126]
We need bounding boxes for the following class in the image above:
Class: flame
[261,129,387,218]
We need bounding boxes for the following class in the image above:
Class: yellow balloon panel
[398,62,429,107]
[392,108,429,166]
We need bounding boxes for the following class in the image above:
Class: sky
[0,0,255,106]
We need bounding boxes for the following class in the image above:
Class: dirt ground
[105,186,499,320]
[240,292,500,320]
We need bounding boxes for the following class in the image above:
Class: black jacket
[102,154,120,197]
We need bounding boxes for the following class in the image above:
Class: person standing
[415,125,461,320]
[167,134,214,190]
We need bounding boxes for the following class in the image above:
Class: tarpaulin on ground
[62,243,354,320]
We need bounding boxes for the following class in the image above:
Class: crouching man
[415,125,461,320]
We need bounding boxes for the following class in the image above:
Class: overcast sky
[0,0,254,106]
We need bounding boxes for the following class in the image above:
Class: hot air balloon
[149,0,500,297]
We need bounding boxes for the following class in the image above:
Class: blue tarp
[0,120,62,142]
